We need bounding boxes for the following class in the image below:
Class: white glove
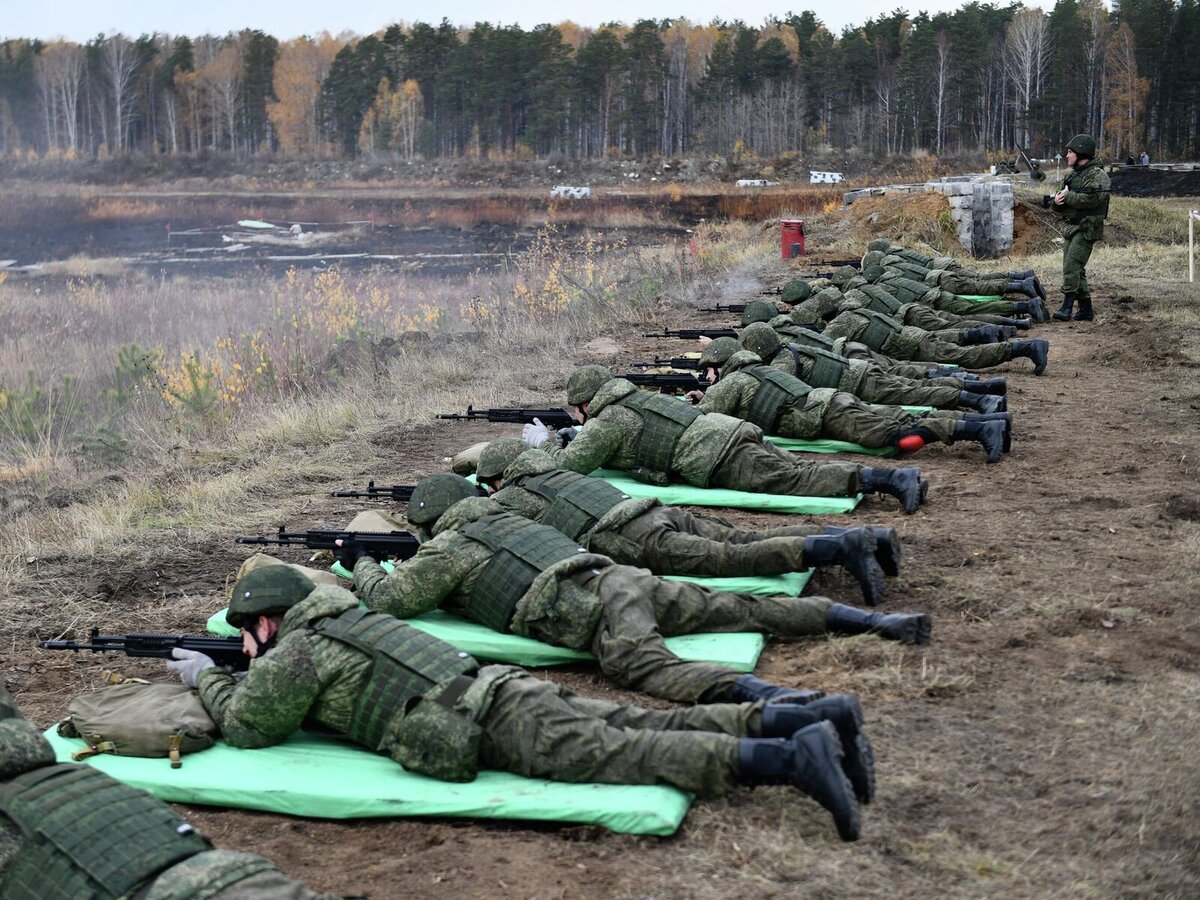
[167,647,218,688]
[521,417,551,449]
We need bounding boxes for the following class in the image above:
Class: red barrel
[781,219,805,258]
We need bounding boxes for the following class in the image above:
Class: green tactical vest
[897,248,934,267]
[883,276,930,305]
[0,764,212,900]
[314,606,476,750]
[784,343,849,390]
[521,470,631,541]
[616,391,702,477]
[857,285,903,316]
[787,329,839,352]
[742,365,813,431]
[891,261,930,281]
[458,512,587,632]
[852,309,903,350]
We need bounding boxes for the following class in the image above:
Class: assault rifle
[1016,144,1047,182]
[331,481,415,502]
[697,302,750,313]
[620,372,709,393]
[437,406,576,429]
[235,527,420,561]
[630,356,703,370]
[41,629,248,670]
[644,326,738,340]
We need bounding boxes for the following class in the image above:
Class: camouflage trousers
[928,290,1020,317]
[844,344,942,380]
[884,333,1014,369]
[579,565,831,704]
[1061,231,1096,298]
[146,850,333,900]
[819,393,959,448]
[589,506,820,577]
[855,365,964,409]
[905,304,1014,330]
[937,272,1010,296]
[478,669,754,796]
[709,422,864,498]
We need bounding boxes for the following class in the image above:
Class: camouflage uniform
[492,448,822,577]
[198,583,768,796]
[537,376,867,499]
[823,309,1032,371]
[1054,158,1111,303]
[697,350,960,448]
[765,315,958,382]
[352,497,833,704]
[840,285,1007,334]
[0,690,329,900]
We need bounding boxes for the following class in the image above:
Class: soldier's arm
[1064,172,1110,211]
[353,537,467,618]
[540,420,622,474]
[197,636,321,748]
[696,379,739,415]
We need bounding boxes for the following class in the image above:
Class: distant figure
[1140,151,1150,166]
[1125,155,1136,167]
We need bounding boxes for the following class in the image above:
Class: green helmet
[227,566,315,629]
[408,473,481,527]
[698,336,742,369]
[739,322,782,361]
[862,265,886,283]
[477,438,527,482]
[780,279,812,304]
[1065,134,1097,159]
[740,299,778,326]
[860,250,884,270]
[566,365,612,406]
[866,238,893,253]
[830,265,858,287]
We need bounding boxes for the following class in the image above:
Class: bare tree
[101,33,139,153]
[1079,0,1109,140]
[1005,7,1050,147]
[933,30,951,154]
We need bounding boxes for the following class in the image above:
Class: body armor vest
[459,512,586,632]
[884,276,930,304]
[857,285,903,316]
[784,343,850,389]
[897,248,934,267]
[0,764,212,900]
[742,365,813,431]
[853,309,903,350]
[314,606,476,749]
[787,329,839,352]
[521,470,631,541]
[616,391,702,476]
[891,261,930,281]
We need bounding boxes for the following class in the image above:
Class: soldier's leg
[201,858,331,900]
[555,679,759,734]
[1060,232,1094,297]
[904,305,964,332]
[478,673,743,795]
[651,506,823,543]
[930,291,1018,316]
[709,423,865,497]
[856,367,963,408]
[914,335,1016,367]
[818,392,906,448]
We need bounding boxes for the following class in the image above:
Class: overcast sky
[6,0,1058,43]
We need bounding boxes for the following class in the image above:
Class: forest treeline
[1,1,1197,165]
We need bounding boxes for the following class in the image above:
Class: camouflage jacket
[540,377,743,488]
[491,449,658,544]
[354,496,612,650]
[1056,160,1111,239]
[822,310,928,359]
[766,346,868,395]
[697,350,833,439]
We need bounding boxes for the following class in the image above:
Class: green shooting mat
[959,294,1004,302]
[207,607,767,672]
[44,729,692,836]
[766,435,896,457]
[590,469,861,514]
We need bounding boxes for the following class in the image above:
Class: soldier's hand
[684,390,705,404]
[522,418,551,449]
[334,538,376,572]
[556,426,580,447]
[1054,188,1068,206]
[167,648,218,688]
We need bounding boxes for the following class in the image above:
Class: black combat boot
[961,325,1000,345]
[957,391,1005,414]
[959,377,1007,396]
[827,602,932,645]
[1012,299,1048,323]
[860,466,927,515]
[1004,276,1039,298]
[995,316,1030,331]
[1052,292,1077,321]
[1007,269,1035,279]
[952,418,1005,463]
[737,722,862,841]
[961,411,1013,452]
[802,531,885,606]
[1011,338,1049,375]
[760,695,875,804]
[1033,276,1048,302]
[726,674,823,705]
[1073,296,1094,321]
[823,525,902,576]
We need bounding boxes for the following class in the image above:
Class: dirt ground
[6,287,1200,897]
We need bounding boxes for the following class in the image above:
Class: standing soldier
[1051,134,1111,322]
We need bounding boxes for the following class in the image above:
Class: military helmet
[227,566,316,629]
[566,365,612,406]
[407,473,481,526]
[698,336,742,369]
[862,265,886,283]
[477,438,527,482]
[830,265,858,287]
[866,238,892,252]
[780,279,812,304]
[1065,134,1097,159]
[739,322,782,361]
[860,250,884,270]
[740,299,778,326]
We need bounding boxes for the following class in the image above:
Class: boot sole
[845,530,885,607]
[882,613,933,645]
[873,528,901,577]
[797,721,862,842]
[813,695,876,806]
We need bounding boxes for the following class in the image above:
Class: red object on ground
[780,219,805,259]
[897,434,927,453]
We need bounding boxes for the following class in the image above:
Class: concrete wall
[843,175,1013,259]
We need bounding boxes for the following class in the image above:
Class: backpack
[57,678,219,768]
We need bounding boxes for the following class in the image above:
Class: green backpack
[57,679,219,768]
